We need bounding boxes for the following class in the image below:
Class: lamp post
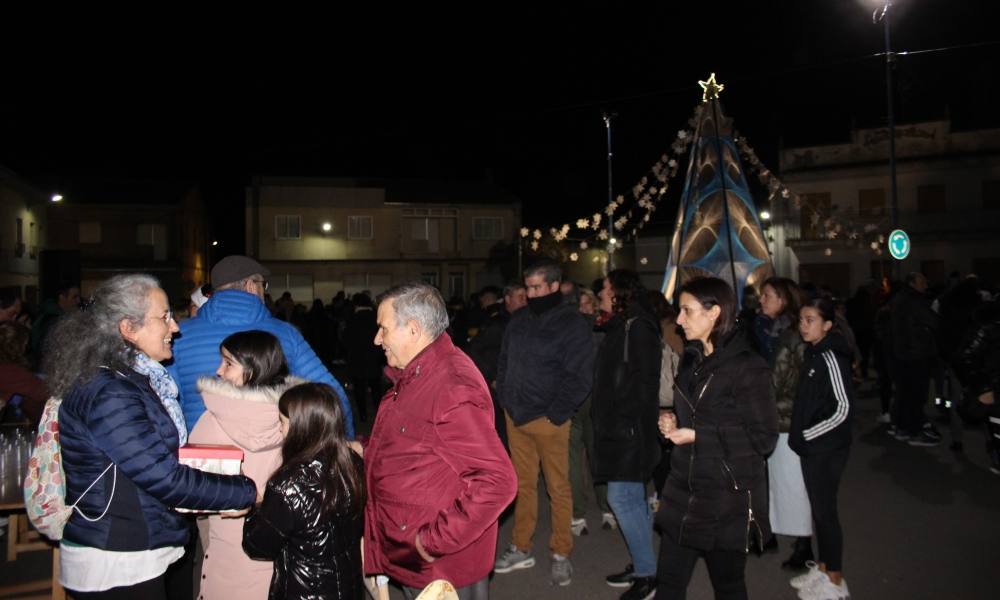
[603,111,616,272]
[875,1,900,275]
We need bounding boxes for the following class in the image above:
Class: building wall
[0,170,48,303]
[247,180,521,302]
[773,121,1000,294]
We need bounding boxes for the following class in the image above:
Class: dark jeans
[656,534,748,600]
[401,576,489,600]
[873,342,893,415]
[69,573,167,600]
[801,448,849,572]
[893,358,930,434]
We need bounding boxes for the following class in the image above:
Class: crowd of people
[1,254,997,600]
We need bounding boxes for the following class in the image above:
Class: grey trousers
[401,576,490,600]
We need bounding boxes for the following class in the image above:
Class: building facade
[0,166,48,305]
[44,182,209,302]
[245,177,522,302]
[772,120,1000,294]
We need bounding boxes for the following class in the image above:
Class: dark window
[917,184,946,213]
[858,188,886,217]
[983,180,1000,210]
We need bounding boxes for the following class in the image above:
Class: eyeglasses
[249,278,270,291]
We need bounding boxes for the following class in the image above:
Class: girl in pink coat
[189,330,304,600]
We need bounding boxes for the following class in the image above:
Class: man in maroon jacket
[364,282,517,599]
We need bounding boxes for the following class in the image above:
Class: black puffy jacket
[243,457,364,600]
[655,332,778,553]
[788,333,855,457]
[890,286,938,361]
[591,305,662,482]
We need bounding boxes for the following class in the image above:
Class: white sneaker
[570,518,589,536]
[601,512,618,530]
[790,561,826,590]
[798,575,849,599]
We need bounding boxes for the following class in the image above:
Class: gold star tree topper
[698,72,725,102]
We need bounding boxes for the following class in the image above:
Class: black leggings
[656,534,748,600]
[801,448,849,572]
[69,573,167,600]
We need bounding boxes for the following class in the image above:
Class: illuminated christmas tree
[662,74,773,306]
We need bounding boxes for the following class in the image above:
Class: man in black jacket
[889,272,941,446]
[493,260,594,587]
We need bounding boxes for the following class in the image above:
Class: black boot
[781,536,814,570]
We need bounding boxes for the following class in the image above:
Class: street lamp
[321,222,332,233]
[874,1,900,274]
[759,210,771,221]
[51,194,63,203]
[211,240,219,247]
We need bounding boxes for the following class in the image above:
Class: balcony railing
[778,208,1000,243]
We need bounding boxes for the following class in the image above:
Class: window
[983,180,1000,210]
[411,218,430,241]
[917,184,946,213]
[348,215,373,240]
[473,217,503,240]
[799,193,830,240]
[14,218,24,257]
[137,224,168,260]
[858,188,886,217]
[448,272,465,299]
[421,271,439,288]
[79,222,102,244]
[274,215,301,240]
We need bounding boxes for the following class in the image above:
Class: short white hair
[378,283,449,339]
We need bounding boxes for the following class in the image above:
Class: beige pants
[506,412,573,557]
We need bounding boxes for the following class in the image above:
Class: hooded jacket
[59,367,256,551]
[188,375,305,600]
[655,332,778,553]
[166,289,352,437]
[788,332,855,456]
[363,334,516,589]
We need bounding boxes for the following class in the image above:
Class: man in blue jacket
[167,255,353,437]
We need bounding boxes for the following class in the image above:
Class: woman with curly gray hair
[46,274,257,599]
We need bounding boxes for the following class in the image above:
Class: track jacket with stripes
[789,332,854,457]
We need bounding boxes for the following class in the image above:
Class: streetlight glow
[211,240,219,246]
[51,194,63,202]
[609,237,617,245]
[760,210,771,220]
[321,222,332,232]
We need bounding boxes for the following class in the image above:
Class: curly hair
[43,274,161,398]
[607,269,649,316]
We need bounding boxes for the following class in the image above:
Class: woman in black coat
[656,277,778,600]
[591,269,662,598]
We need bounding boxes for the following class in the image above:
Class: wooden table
[1,480,65,599]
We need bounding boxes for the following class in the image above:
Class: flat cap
[210,255,270,288]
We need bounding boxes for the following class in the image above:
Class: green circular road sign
[888,229,910,260]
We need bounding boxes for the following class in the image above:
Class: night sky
[3,1,999,252]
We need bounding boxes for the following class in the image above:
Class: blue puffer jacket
[59,367,257,551]
[166,290,353,437]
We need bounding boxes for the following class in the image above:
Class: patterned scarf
[133,351,188,446]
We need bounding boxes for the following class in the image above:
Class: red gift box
[177,444,245,513]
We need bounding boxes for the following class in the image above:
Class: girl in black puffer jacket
[788,298,854,600]
[244,383,365,600]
